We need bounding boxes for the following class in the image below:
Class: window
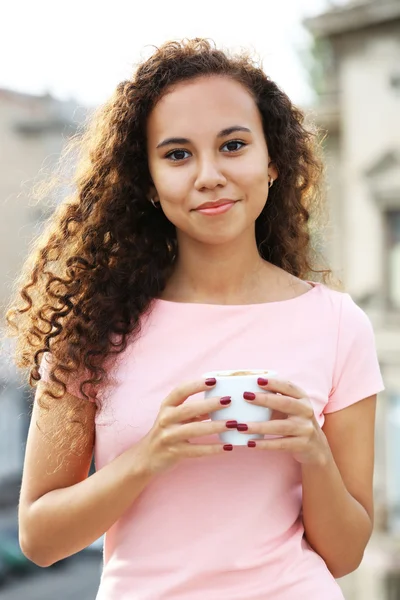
[386,210,400,309]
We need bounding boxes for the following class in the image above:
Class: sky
[2,0,348,109]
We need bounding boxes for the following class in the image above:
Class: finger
[182,413,211,425]
[246,437,302,452]
[257,377,306,400]
[163,377,217,408]
[245,392,314,419]
[239,419,309,437]
[166,420,235,444]
[183,442,228,458]
[174,396,231,424]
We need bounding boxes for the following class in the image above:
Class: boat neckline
[153,281,321,308]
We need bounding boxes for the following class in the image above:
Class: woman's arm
[19,384,155,567]
[19,376,229,567]
[301,395,376,578]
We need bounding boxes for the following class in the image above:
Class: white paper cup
[203,369,277,446]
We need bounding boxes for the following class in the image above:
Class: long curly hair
[4,38,333,409]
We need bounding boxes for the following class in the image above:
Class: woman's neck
[160,258,310,305]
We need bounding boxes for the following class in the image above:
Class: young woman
[6,38,384,599]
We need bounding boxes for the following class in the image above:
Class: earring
[150,198,160,208]
[269,178,274,189]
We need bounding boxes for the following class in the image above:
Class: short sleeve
[38,352,97,403]
[324,293,385,414]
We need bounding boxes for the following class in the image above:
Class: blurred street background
[0,498,102,598]
[1,0,400,598]
[0,508,101,600]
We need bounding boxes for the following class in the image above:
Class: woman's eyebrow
[156,126,252,149]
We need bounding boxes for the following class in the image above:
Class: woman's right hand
[139,377,235,476]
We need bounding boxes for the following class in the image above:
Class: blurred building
[304,1,400,598]
[0,88,85,502]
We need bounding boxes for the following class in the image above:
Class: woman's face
[146,75,277,245]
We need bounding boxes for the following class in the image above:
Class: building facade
[304,2,400,598]
[0,88,84,499]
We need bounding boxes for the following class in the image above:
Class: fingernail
[237,423,248,431]
[226,420,238,428]
[220,396,231,405]
[243,391,256,400]
[223,444,233,451]
[205,378,216,386]
[248,441,256,448]
[257,377,269,386]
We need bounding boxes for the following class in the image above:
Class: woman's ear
[268,160,278,182]
[147,183,158,202]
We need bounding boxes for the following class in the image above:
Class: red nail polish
[205,378,216,386]
[226,420,238,428]
[237,424,248,431]
[220,396,231,405]
[257,377,268,386]
[248,441,256,448]
[243,391,256,400]
[223,444,233,451]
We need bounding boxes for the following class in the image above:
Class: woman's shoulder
[307,280,373,331]
[309,278,356,305]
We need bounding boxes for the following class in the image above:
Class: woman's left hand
[241,378,332,466]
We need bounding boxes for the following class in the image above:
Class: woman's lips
[195,201,236,215]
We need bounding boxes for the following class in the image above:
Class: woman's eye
[165,140,246,162]
[222,140,246,152]
[165,149,191,162]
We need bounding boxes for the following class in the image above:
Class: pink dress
[40,282,384,599]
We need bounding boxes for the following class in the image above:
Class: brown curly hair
[4,38,333,408]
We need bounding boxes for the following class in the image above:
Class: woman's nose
[194,158,227,191]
